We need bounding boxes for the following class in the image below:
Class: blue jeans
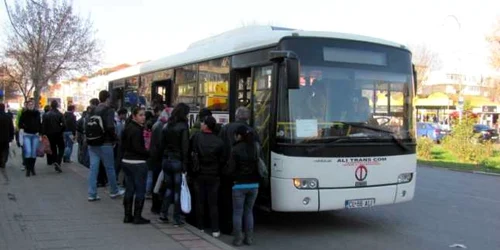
[232,188,258,234]
[88,145,119,198]
[146,170,153,193]
[63,132,74,161]
[161,158,183,222]
[23,133,39,159]
[122,162,148,200]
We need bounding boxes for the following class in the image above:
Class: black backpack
[85,111,106,146]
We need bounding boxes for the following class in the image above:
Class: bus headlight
[398,173,413,183]
[293,178,319,189]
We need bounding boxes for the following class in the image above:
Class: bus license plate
[345,198,375,209]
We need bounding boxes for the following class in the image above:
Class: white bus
[108,25,417,212]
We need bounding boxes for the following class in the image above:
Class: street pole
[444,14,463,121]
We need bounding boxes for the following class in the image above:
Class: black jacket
[227,140,260,184]
[18,109,41,134]
[121,120,149,161]
[92,103,117,144]
[42,109,65,135]
[190,131,224,177]
[219,120,259,161]
[160,121,189,170]
[0,112,14,148]
[149,120,166,164]
[64,111,77,135]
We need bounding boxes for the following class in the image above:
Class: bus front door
[152,79,173,108]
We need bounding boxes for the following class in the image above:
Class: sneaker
[212,232,220,238]
[88,196,101,202]
[173,221,185,227]
[54,163,62,173]
[158,217,169,224]
[109,189,125,199]
[145,192,152,199]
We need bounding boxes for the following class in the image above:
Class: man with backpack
[86,90,124,202]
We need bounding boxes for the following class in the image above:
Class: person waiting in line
[87,91,124,202]
[149,108,170,214]
[42,100,65,173]
[63,105,77,163]
[226,125,260,246]
[190,108,213,136]
[18,100,42,176]
[144,110,155,199]
[218,106,257,234]
[121,107,151,224]
[76,106,91,167]
[158,103,190,226]
[190,115,224,238]
[114,108,128,186]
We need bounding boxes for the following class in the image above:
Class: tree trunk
[33,87,40,110]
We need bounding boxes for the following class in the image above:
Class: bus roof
[112,26,406,81]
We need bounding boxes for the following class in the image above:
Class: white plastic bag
[180,173,191,214]
[153,170,164,194]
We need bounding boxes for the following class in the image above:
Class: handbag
[41,135,52,155]
[36,142,45,157]
[153,170,167,195]
[180,173,191,214]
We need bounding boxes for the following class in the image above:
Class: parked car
[473,124,499,143]
[417,122,449,143]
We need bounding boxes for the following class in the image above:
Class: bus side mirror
[269,50,301,89]
[412,64,418,93]
[285,57,300,89]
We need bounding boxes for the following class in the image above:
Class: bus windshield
[276,65,414,144]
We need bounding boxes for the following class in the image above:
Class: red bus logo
[355,165,368,181]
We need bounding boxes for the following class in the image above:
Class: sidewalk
[0,147,234,250]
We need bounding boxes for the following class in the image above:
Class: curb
[418,165,500,177]
[183,223,236,250]
[66,160,237,250]
[472,171,500,177]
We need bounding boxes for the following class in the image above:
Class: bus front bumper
[271,177,415,212]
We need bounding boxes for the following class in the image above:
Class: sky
[1,0,499,74]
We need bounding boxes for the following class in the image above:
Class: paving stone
[180,239,214,248]
[171,233,201,241]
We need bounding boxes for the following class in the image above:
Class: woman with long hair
[227,125,260,246]
[18,100,42,177]
[158,103,190,226]
[121,107,150,224]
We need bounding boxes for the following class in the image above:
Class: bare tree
[485,18,500,101]
[2,0,101,107]
[409,43,441,94]
[487,17,500,70]
[0,62,33,101]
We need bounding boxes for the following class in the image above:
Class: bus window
[235,69,252,108]
[198,58,229,111]
[174,64,198,110]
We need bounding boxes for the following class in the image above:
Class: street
[218,166,500,250]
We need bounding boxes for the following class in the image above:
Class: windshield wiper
[339,122,410,151]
